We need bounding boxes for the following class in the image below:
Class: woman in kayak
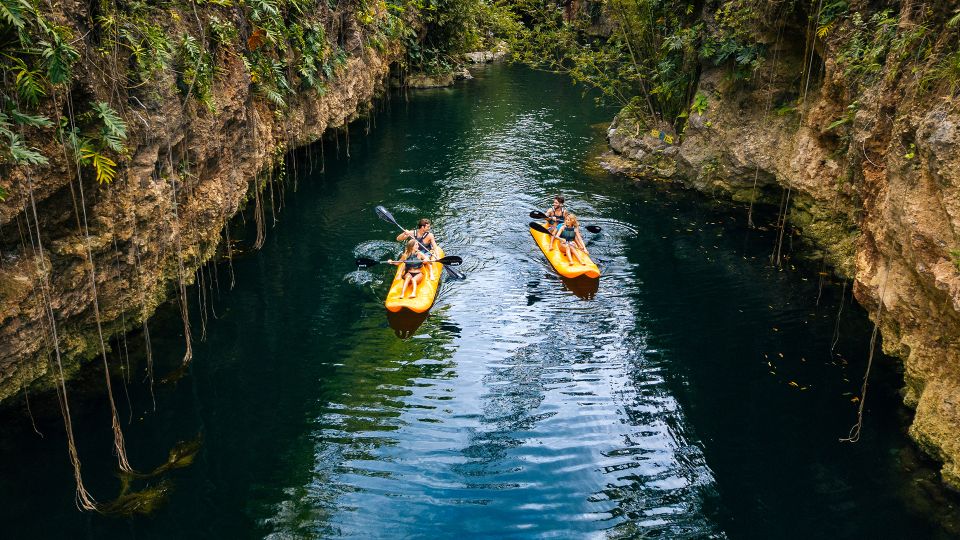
[397,218,437,280]
[552,213,587,265]
[389,239,432,298]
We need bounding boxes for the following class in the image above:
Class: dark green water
[0,65,954,538]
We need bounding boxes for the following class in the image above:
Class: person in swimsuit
[545,195,566,241]
[397,218,437,280]
[552,213,587,265]
[388,239,432,298]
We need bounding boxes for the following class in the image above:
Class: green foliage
[836,10,898,89]
[690,92,709,116]
[93,1,175,88]
[12,60,46,107]
[511,0,708,128]
[0,110,48,165]
[403,0,517,74]
[56,102,128,184]
[0,0,30,30]
[0,185,6,200]
[39,27,80,85]
[816,0,848,36]
[92,101,127,153]
[951,249,960,272]
[209,15,238,48]
[177,34,215,110]
[700,0,766,80]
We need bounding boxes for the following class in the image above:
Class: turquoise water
[0,64,954,538]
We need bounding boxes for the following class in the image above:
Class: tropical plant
[57,102,128,184]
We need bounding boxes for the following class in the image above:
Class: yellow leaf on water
[788,381,799,387]
[851,396,860,403]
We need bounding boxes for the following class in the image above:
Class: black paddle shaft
[356,255,462,269]
[528,210,601,233]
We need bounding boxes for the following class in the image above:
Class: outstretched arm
[396,230,412,242]
[575,230,588,253]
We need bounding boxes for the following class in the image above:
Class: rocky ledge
[602,29,960,490]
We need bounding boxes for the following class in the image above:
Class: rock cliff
[603,2,960,489]
[0,1,397,403]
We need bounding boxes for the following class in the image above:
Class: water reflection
[385,309,430,338]
[560,275,600,300]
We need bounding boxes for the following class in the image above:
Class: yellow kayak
[384,247,445,313]
[530,223,601,279]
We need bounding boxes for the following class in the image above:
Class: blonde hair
[564,213,578,227]
[402,238,417,258]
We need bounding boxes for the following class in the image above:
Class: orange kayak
[384,247,445,313]
[530,223,600,279]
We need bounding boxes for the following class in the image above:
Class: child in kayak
[389,239,433,298]
[552,213,587,265]
[397,218,437,280]
[545,195,566,234]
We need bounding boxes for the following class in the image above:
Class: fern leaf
[14,61,46,107]
[40,31,80,85]
[0,0,30,29]
[10,108,52,128]
[80,147,118,184]
[92,101,127,152]
[8,133,49,165]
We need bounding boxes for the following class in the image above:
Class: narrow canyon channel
[0,65,954,538]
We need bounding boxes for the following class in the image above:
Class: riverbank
[598,27,960,493]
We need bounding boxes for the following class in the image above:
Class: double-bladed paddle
[356,255,463,269]
[375,205,466,280]
[528,210,602,234]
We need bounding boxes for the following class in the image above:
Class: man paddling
[545,195,566,234]
[398,218,438,280]
[544,195,568,251]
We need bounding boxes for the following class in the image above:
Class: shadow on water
[385,309,430,338]
[560,275,600,300]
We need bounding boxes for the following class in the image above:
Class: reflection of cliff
[260,310,458,537]
[603,8,960,488]
[0,3,397,404]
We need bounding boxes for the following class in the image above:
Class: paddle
[356,255,463,269]
[528,210,602,234]
[375,205,466,280]
[529,222,604,262]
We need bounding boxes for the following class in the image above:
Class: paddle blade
[529,221,550,235]
[436,255,463,266]
[529,210,548,219]
[355,257,378,269]
[374,205,399,227]
[445,264,466,279]
[586,225,602,234]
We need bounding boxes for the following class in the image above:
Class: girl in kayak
[388,239,432,298]
[545,195,566,234]
[552,213,587,265]
[397,218,437,280]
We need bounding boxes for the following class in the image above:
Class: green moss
[788,193,859,277]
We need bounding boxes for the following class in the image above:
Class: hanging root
[60,90,135,473]
[24,174,98,511]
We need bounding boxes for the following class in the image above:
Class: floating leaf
[788,381,799,387]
